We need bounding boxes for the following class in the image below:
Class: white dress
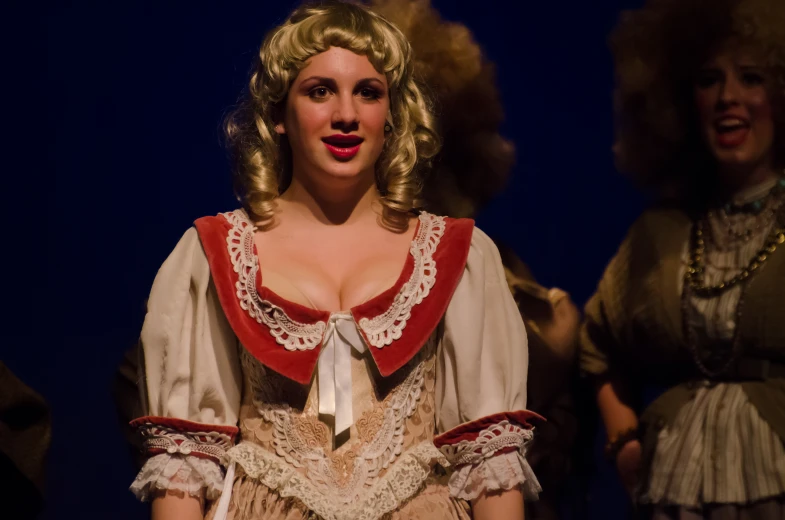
[128,209,541,520]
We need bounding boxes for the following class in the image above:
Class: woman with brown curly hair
[580,0,785,518]
[125,2,540,519]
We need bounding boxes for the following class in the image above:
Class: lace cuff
[446,448,540,500]
[130,453,225,501]
[434,412,542,501]
[130,416,238,463]
[129,417,239,501]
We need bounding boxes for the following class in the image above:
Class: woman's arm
[472,488,525,520]
[151,494,204,520]
[129,228,241,512]
[596,380,641,496]
[597,380,638,438]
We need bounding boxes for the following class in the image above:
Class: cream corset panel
[227,335,446,519]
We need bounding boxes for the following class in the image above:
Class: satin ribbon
[318,312,367,438]
[213,461,235,520]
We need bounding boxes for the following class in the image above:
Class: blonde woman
[127,2,541,519]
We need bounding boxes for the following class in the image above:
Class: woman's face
[694,50,775,174]
[277,46,390,185]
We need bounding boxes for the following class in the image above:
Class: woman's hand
[615,438,642,499]
[595,381,640,501]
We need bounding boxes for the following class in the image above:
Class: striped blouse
[642,179,785,507]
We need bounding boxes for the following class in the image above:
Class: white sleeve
[435,227,541,500]
[130,227,242,502]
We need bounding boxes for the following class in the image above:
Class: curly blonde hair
[225,0,439,229]
[369,0,514,218]
[611,0,785,199]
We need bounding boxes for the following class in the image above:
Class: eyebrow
[298,76,387,89]
[356,77,386,89]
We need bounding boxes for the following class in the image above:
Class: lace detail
[438,420,540,500]
[130,453,225,502]
[226,440,447,520]
[135,422,235,463]
[359,213,446,348]
[241,340,434,493]
[223,209,326,351]
[439,420,533,466]
[447,450,541,501]
[221,209,446,352]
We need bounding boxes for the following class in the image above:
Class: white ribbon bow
[318,312,367,438]
[214,313,366,520]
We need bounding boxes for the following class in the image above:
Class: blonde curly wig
[611,0,785,199]
[225,0,439,229]
[370,0,515,218]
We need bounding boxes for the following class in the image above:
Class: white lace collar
[221,209,446,352]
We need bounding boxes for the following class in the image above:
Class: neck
[279,170,380,226]
[716,160,779,200]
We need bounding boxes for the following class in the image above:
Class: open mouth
[322,135,364,160]
[714,116,750,148]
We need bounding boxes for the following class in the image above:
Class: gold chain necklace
[686,196,785,297]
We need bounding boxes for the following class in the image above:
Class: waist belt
[665,358,785,385]
[727,358,785,380]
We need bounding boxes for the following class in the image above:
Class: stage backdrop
[37,0,643,518]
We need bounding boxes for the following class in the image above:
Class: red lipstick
[717,128,749,148]
[714,114,750,148]
[322,134,363,160]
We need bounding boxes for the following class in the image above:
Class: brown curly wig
[369,0,514,218]
[610,0,785,199]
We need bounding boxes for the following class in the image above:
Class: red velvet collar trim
[194,210,474,384]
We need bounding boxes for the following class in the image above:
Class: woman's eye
[309,87,330,99]
[742,72,765,86]
[359,87,381,100]
[695,73,720,89]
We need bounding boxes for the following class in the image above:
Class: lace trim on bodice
[226,440,447,520]
[240,337,433,484]
[358,213,446,348]
[231,333,438,516]
[222,209,445,351]
[223,209,326,351]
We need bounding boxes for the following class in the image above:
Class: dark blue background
[29,1,643,518]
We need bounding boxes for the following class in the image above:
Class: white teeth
[716,118,745,128]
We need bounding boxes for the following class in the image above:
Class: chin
[320,162,372,180]
[714,153,747,168]
[711,146,758,170]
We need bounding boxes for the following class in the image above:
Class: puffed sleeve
[579,238,629,379]
[579,214,656,381]
[434,227,542,501]
[129,227,242,502]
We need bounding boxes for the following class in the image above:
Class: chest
[254,224,415,312]
[625,220,785,367]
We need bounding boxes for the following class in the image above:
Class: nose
[331,93,359,131]
[718,75,741,107]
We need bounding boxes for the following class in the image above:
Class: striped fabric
[648,497,785,519]
[642,179,785,508]
[644,383,785,506]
